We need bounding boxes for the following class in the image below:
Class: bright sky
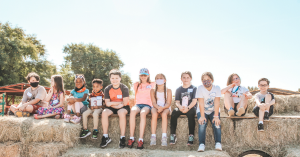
[1,0,300,93]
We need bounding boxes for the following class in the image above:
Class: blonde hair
[201,72,214,81]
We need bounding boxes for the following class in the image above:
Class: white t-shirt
[196,85,221,114]
[228,86,249,103]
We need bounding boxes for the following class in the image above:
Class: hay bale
[27,118,81,147]
[28,142,68,157]
[61,146,230,157]
[284,146,300,157]
[0,142,22,157]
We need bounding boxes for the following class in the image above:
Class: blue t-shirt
[70,89,89,106]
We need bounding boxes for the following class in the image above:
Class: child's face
[155,74,166,83]
[140,75,149,82]
[232,75,240,85]
[93,83,103,93]
[181,74,192,85]
[258,81,269,92]
[51,78,55,88]
[110,74,121,86]
[75,78,84,88]
[28,77,38,83]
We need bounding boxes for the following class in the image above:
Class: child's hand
[213,117,220,126]
[67,98,75,104]
[157,106,163,113]
[198,116,206,125]
[230,83,235,88]
[244,93,251,99]
[114,104,123,109]
[182,106,189,113]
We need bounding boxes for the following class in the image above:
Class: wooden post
[5,94,8,106]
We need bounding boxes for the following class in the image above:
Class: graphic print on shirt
[204,92,216,111]
[231,86,243,98]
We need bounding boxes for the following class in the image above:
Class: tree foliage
[0,22,56,86]
[61,43,132,92]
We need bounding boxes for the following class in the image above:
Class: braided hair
[154,73,167,104]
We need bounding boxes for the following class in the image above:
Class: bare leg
[24,105,33,113]
[224,92,234,110]
[36,113,58,119]
[118,109,128,137]
[237,94,248,109]
[151,108,158,134]
[161,109,170,134]
[75,102,84,117]
[139,107,150,139]
[102,109,113,134]
[259,105,265,122]
[130,106,140,137]
[265,94,272,111]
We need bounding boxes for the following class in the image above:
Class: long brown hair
[227,73,240,86]
[154,73,167,104]
[52,75,65,96]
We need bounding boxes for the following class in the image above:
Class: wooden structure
[250,88,300,95]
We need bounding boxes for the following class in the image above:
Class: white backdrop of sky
[1,0,300,93]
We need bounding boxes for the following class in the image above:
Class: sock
[265,111,269,113]
[103,134,108,138]
[130,137,135,141]
[94,129,98,132]
[230,107,233,110]
[139,138,143,142]
[162,133,167,137]
[259,121,263,124]
[120,136,125,139]
[151,134,156,137]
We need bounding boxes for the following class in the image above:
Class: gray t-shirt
[255,92,275,104]
[22,85,47,107]
[175,85,197,109]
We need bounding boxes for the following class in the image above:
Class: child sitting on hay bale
[34,75,65,119]
[80,79,105,139]
[150,73,172,146]
[64,74,89,124]
[170,71,197,146]
[128,68,155,149]
[222,73,252,117]
[253,78,275,132]
[100,69,130,148]
[196,72,222,152]
[10,72,48,117]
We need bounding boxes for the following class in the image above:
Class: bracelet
[213,116,219,118]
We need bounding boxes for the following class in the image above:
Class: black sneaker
[119,137,126,148]
[137,140,144,149]
[187,135,194,146]
[258,123,264,132]
[100,136,111,148]
[9,111,14,115]
[79,129,91,138]
[170,134,177,145]
[92,130,99,139]
[264,112,269,121]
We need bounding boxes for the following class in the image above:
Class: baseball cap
[139,68,150,75]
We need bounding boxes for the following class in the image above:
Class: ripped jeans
[197,111,221,145]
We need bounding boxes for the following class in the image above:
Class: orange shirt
[104,83,129,105]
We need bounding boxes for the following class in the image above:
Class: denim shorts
[135,104,152,110]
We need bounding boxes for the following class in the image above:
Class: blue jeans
[197,112,221,145]
[135,104,152,110]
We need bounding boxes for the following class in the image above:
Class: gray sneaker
[150,135,156,146]
[161,136,167,146]
[170,134,177,145]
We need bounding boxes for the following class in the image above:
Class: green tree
[298,88,300,92]
[61,43,132,92]
[0,22,56,86]
[58,62,74,90]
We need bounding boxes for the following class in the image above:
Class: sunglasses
[232,78,240,81]
[259,84,268,87]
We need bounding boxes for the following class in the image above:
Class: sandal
[14,111,23,117]
[34,114,39,119]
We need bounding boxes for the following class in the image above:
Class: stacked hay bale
[0,117,81,157]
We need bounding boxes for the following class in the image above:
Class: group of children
[9,69,275,152]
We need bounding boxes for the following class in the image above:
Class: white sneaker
[215,142,222,151]
[197,144,205,152]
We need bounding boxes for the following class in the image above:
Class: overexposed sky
[1,0,300,93]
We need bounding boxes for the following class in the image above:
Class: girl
[64,74,89,124]
[221,73,252,117]
[196,72,222,152]
[127,68,155,149]
[34,75,65,119]
[170,71,197,146]
[150,73,172,146]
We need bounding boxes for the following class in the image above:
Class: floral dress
[37,92,64,115]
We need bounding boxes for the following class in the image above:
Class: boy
[10,72,47,117]
[252,78,275,131]
[100,69,130,148]
[80,79,105,139]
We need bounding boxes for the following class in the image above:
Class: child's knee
[260,106,265,111]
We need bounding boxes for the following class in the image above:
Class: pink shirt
[134,82,156,106]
